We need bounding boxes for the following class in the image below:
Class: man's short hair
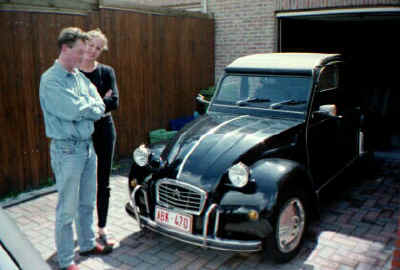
[57,27,88,49]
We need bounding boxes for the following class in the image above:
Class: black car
[0,207,52,270]
[126,53,367,262]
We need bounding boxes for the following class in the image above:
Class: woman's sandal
[99,233,116,247]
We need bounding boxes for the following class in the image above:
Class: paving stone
[184,257,210,270]
[318,246,336,259]
[2,158,400,270]
[203,253,233,269]
[355,262,375,270]
[339,224,356,234]
[337,265,355,270]
[130,261,154,270]
[117,253,143,266]
[163,259,192,270]
[156,251,180,263]
[352,225,371,237]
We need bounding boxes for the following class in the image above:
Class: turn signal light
[248,210,259,221]
[130,179,138,188]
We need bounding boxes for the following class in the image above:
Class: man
[39,27,112,270]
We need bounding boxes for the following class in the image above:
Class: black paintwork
[126,53,363,250]
[161,114,303,192]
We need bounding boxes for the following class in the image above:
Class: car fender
[129,141,168,183]
[251,158,317,217]
[220,158,316,218]
[128,162,153,191]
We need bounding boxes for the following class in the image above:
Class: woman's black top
[81,63,119,114]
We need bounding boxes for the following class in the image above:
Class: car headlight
[133,144,151,167]
[228,162,249,188]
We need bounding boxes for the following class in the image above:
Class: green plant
[199,85,216,101]
[1,191,19,200]
[111,162,121,171]
[0,177,55,201]
[41,177,54,187]
[111,159,131,172]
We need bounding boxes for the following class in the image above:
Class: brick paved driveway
[3,158,399,270]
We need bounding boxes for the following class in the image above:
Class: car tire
[264,189,308,263]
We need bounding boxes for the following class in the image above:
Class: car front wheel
[264,190,308,263]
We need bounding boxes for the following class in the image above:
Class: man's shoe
[61,264,79,270]
[79,243,113,256]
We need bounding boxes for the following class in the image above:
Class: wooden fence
[0,2,214,197]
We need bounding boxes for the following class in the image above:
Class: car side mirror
[319,104,337,116]
[195,94,211,115]
[312,104,340,119]
[196,94,210,105]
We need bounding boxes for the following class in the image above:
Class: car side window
[314,64,340,112]
[319,65,339,91]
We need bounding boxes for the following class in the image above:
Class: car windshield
[213,75,312,113]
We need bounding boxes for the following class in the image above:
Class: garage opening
[277,8,400,154]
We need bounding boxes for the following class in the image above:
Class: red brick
[394,250,400,260]
[330,254,358,267]
[392,258,400,268]
[338,214,352,224]
[347,253,377,265]
[331,235,357,248]
[319,231,336,241]
[364,234,389,244]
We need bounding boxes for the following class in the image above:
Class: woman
[80,28,119,247]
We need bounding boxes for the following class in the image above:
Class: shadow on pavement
[10,156,399,269]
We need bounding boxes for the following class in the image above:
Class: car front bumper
[126,185,263,252]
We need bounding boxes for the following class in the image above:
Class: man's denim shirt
[39,61,105,141]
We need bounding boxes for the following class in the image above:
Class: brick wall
[208,0,400,81]
[207,0,275,81]
[128,0,400,84]
[275,0,400,10]
[127,0,200,7]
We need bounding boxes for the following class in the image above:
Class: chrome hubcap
[277,198,305,253]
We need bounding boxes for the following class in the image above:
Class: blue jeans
[50,139,97,268]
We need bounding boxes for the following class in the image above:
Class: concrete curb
[0,185,57,209]
[0,159,131,209]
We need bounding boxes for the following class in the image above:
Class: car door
[306,63,359,190]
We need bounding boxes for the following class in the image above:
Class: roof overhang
[276,7,400,22]
[225,53,341,75]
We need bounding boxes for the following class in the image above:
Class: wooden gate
[0,2,214,197]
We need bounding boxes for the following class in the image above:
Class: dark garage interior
[278,9,400,155]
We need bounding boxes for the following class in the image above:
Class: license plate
[155,206,193,233]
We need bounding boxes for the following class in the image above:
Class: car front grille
[156,179,207,215]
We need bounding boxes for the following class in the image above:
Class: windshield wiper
[269,99,306,109]
[236,97,271,106]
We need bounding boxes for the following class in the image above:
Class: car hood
[160,113,303,192]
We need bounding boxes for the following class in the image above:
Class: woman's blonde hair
[87,28,109,51]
